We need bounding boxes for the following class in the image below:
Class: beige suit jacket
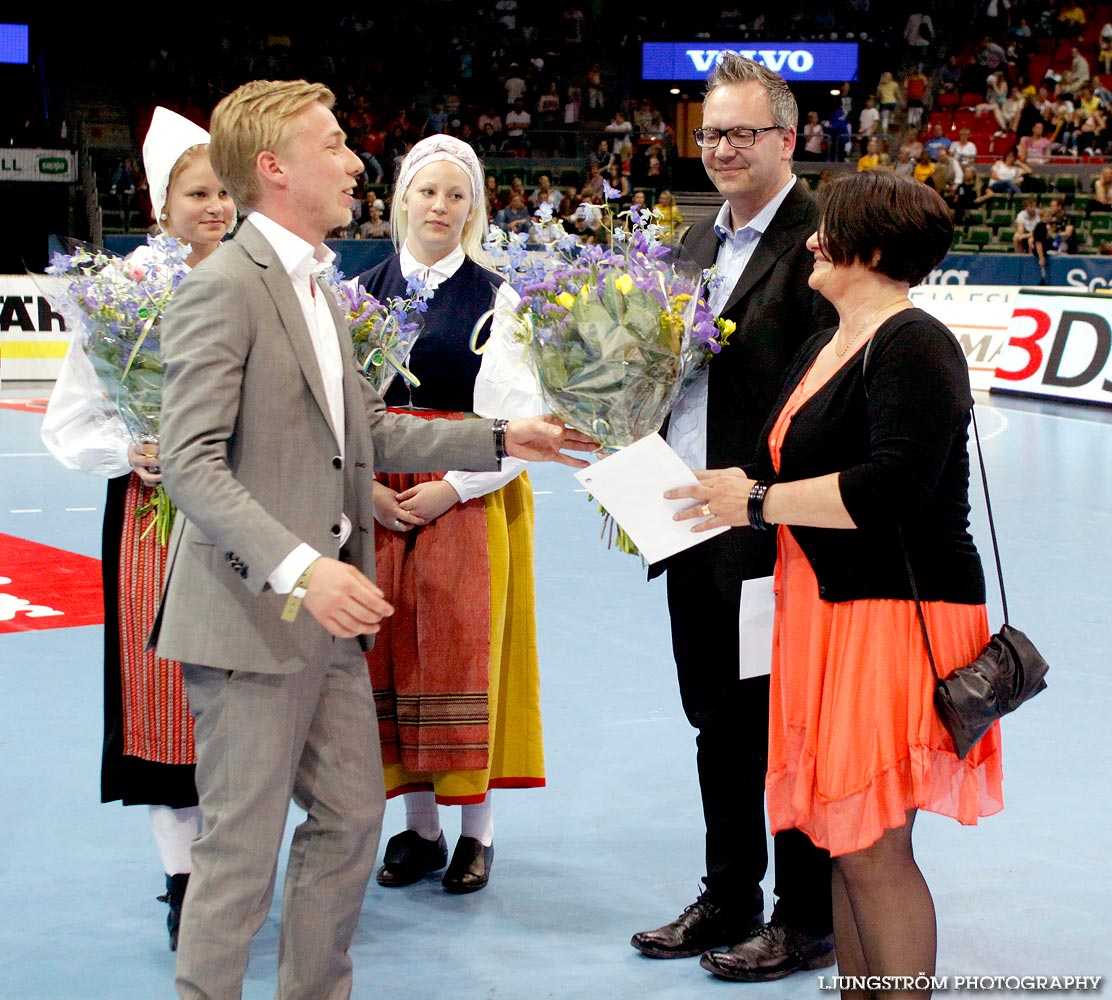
[151,220,499,673]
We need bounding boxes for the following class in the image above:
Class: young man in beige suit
[152,79,592,1000]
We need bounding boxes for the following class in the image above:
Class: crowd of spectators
[58,2,1112,255]
[798,1,1112,257]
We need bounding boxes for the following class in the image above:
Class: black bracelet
[492,418,509,461]
[747,480,773,531]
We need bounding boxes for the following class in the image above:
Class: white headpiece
[142,106,211,223]
[396,134,484,206]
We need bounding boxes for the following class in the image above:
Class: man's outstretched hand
[505,415,598,468]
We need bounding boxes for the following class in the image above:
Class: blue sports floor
[0,384,1109,999]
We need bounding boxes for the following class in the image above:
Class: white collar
[399,241,465,289]
[248,211,335,278]
[713,175,797,241]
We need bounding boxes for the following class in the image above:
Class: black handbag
[902,408,1049,760]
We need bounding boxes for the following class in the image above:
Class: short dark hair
[817,169,953,285]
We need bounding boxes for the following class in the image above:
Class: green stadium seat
[964,225,993,249]
[1053,174,1078,195]
[988,209,1015,230]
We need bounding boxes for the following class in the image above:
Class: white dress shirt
[249,212,350,595]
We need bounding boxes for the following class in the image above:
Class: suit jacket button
[330,524,342,537]
[332,455,343,469]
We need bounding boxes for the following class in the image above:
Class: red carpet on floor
[0,398,49,414]
[0,533,103,633]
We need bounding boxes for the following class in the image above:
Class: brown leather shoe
[699,919,836,982]
[630,888,763,959]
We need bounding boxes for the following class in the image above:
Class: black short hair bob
[816,169,954,286]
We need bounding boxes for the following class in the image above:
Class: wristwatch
[492,418,509,461]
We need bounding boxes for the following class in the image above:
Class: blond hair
[390,181,491,264]
[390,152,493,266]
[209,79,335,212]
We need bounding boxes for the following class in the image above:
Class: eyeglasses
[692,125,784,148]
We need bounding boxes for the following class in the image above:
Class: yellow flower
[717,318,736,340]
[556,291,577,309]
[673,293,693,305]
[615,273,634,295]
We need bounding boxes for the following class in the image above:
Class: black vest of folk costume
[359,254,504,412]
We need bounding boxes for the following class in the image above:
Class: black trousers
[665,545,832,936]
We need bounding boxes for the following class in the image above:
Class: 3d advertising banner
[992,289,1112,406]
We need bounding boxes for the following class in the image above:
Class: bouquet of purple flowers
[43,234,190,544]
[484,201,734,450]
[483,198,734,554]
[323,269,433,396]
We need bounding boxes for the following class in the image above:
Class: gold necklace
[834,297,910,357]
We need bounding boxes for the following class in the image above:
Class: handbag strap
[861,337,1009,681]
[901,408,1008,684]
[969,407,1009,624]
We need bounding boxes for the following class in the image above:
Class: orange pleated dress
[764,346,1004,858]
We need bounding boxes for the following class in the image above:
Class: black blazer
[654,181,837,595]
[749,309,986,604]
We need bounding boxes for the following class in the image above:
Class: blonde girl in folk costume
[41,106,236,950]
[355,134,544,894]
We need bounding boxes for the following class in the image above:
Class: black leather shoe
[376,830,448,887]
[156,872,189,952]
[699,920,836,982]
[441,836,494,893]
[630,888,763,959]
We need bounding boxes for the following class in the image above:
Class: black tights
[832,810,937,1000]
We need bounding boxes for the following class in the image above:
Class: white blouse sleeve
[40,332,133,479]
[443,281,546,503]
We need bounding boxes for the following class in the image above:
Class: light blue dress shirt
[665,176,798,470]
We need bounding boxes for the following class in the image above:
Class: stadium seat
[959,225,993,251]
[992,227,1017,251]
[988,208,1015,230]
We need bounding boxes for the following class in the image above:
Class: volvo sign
[643,42,859,81]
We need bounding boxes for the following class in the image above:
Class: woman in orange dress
[669,170,1003,996]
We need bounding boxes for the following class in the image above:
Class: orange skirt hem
[768,725,1004,857]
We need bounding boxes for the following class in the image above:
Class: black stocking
[833,809,937,1000]
[832,864,871,1000]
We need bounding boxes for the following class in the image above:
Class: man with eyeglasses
[633,53,837,984]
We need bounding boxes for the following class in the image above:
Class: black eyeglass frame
[692,125,784,148]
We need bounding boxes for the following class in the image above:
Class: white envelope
[738,575,775,680]
[573,433,729,564]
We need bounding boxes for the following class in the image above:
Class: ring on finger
[700,503,712,517]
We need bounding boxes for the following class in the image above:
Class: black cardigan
[749,308,986,604]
